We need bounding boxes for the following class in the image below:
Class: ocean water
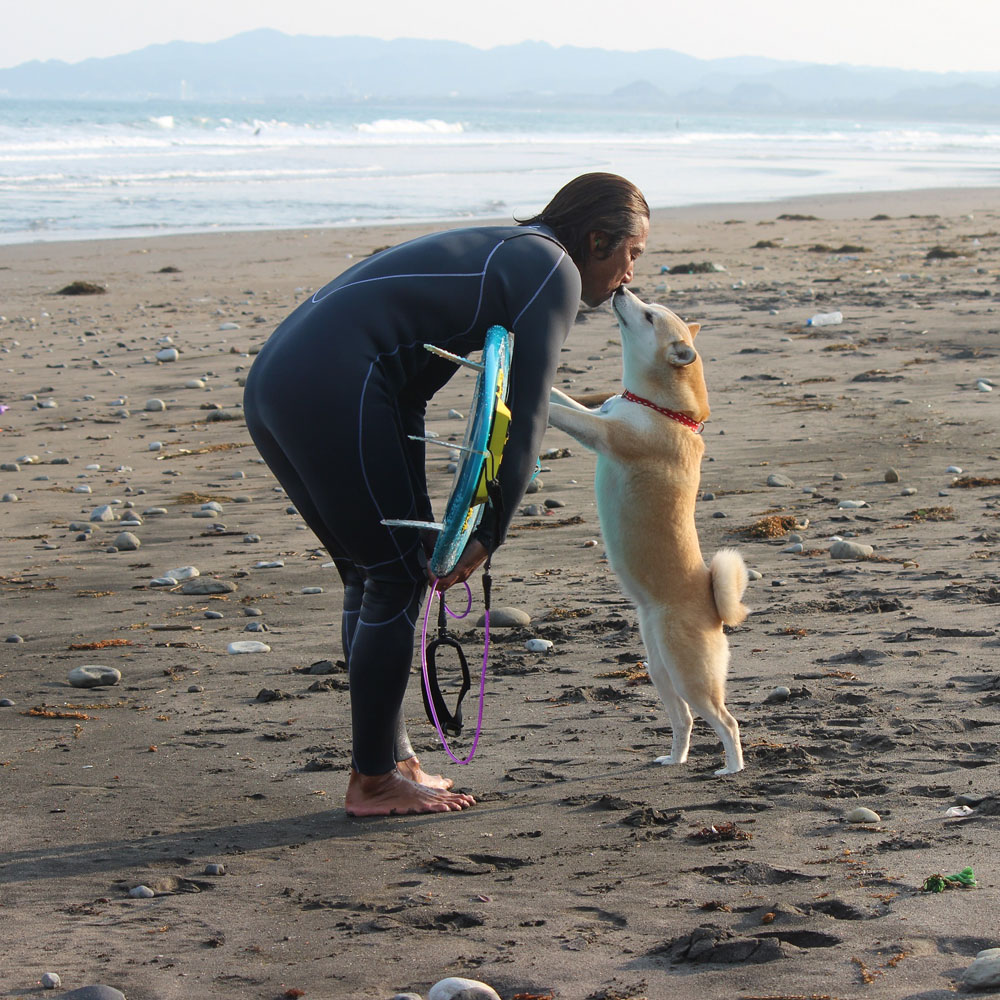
[2,98,999,245]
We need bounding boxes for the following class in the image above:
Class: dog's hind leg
[660,621,744,776]
[637,606,693,767]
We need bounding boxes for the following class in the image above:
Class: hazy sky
[4,0,999,73]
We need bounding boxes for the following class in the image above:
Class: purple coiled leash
[419,562,492,765]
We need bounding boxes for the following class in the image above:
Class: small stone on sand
[228,640,271,654]
[525,638,553,652]
[963,948,1000,990]
[830,540,874,560]
[478,607,530,627]
[111,531,141,551]
[68,665,122,688]
[428,977,502,1000]
[845,807,880,824]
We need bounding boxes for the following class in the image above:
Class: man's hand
[432,538,489,591]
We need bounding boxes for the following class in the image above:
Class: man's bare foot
[345,768,475,817]
[396,755,454,790]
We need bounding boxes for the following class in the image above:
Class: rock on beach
[68,665,121,688]
[428,978,502,1000]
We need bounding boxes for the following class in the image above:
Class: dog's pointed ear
[687,323,701,339]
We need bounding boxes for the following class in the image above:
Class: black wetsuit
[243,224,581,774]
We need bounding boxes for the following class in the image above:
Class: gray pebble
[747,569,763,580]
[1,462,20,472]
[188,684,205,693]
[766,473,795,487]
[243,621,269,632]
[765,686,791,704]
[392,994,424,1000]
[884,468,900,483]
[144,398,166,412]
[964,949,1000,990]
[522,504,544,516]
[830,540,874,560]
[845,806,880,824]
[41,972,61,989]
[244,534,262,543]
[712,510,728,518]
[701,491,715,501]
[112,531,141,551]
[203,863,226,876]
[302,586,324,594]
[228,640,271,654]
[525,638,553,652]
[543,497,565,508]
[192,509,219,518]
[900,487,917,496]
[477,607,530,627]
[242,606,264,617]
[129,884,155,898]
[68,665,122,688]
[2,493,18,502]
[204,610,224,620]
[428,978,501,1000]
[59,987,127,1000]
[6,634,24,643]
[164,565,199,581]
[143,507,169,516]
[89,505,116,523]
[524,478,542,494]
[0,698,15,707]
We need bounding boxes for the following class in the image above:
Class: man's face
[579,216,649,307]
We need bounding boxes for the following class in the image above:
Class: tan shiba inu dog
[548,286,748,775]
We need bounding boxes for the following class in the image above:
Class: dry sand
[1,187,999,1000]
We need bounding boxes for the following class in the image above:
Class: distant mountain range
[3,28,999,118]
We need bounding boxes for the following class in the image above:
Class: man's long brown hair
[518,172,649,266]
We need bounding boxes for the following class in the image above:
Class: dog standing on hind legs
[548,286,749,775]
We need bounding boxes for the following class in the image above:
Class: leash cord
[420,577,490,764]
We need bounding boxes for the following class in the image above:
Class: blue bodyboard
[429,325,512,577]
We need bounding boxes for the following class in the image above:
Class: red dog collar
[621,389,704,433]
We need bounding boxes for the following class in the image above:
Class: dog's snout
[668,342,698,367]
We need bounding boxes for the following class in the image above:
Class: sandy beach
[1,186,999,1000]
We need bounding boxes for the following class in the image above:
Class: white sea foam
[355,118,464,135]
[1,99,998,244]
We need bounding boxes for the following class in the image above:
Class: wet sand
[1,186,999,999]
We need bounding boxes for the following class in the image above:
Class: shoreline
[3,184,1000,255]
[1,183,998,1000]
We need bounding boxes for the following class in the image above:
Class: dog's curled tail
[710,548,750,626]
